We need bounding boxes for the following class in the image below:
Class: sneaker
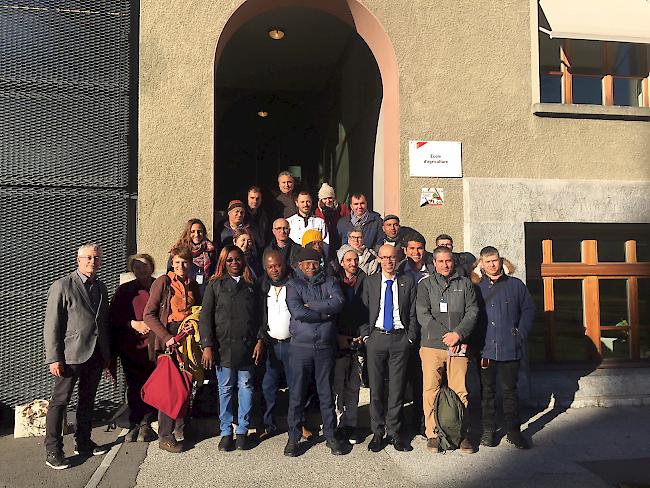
[480,431,498,447]
[506,430,530,449]
[124,426,139,443]
[284,439,298,457]
[159,436,183,453]
[74,440,108,456]
[235,433,248,451]
[426,437,440,453]
[218,434,234,452]
[459,437,475,454]
[45,450,70,470]
[137,423,157,443]
[325,437,347,455]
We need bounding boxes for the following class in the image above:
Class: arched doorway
[213,0,399,219]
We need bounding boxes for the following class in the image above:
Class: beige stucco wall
[138,0,650,268]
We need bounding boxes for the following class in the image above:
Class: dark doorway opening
[214,6,382,216]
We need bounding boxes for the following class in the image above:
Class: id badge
[196,273,204,285]
[440,301,448,313]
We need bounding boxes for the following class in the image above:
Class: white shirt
[286,214,329,247]
[374,273,404,330]
[267,285,291,340]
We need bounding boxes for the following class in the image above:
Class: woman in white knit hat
[315,182,349,255]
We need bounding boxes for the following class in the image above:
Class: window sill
[533,103,650,121]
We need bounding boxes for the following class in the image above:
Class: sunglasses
[226,257,242,263]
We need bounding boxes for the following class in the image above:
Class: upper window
[538,1,650,107]
[539,37,649,107]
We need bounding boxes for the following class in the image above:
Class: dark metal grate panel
[0,187,130,409]
[0,1,131,187]
[0,1,135,415]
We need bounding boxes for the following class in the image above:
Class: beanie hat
[318,183,336,200]
[297,248,321,263]
[302,229,323,247]
[227,200,245,214]
[383,214,400,223]
[337,244,358,264]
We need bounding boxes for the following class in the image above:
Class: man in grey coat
[417,245,478,454]
[43,243,110,469]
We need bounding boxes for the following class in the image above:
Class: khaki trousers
[420,347,469,439]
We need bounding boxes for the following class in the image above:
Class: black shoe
[124,426,139,443]
[387,434,410,452]
[235,433,248,451]
[335,426,350,442]
[45,450,69,470]
[218,434,235,452]
[284,439,298,457]
[74,440,108,456]
[480,431,498,447]
[137,423,157,443]
[348,427,365,445]
[325,438,347,455]
[259,426,277,441]
[506,430,530,449]
[367,434,384,452]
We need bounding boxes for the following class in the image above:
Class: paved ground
[2,393,650,488]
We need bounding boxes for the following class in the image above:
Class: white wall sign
[409,141,462,177]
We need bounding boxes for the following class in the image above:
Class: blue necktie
[384,279,394,332]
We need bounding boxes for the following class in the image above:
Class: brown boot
[158,436,183,453]
[426,437,440,453]
[459,437,475,454]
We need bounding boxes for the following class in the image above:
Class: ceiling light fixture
[268,28,285,40]
[257,110,269,118]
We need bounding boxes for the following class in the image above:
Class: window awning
[539,0,650,45]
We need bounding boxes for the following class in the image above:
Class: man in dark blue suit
[361,244,418,452]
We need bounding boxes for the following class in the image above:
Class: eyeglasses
[226,257,242,263]
[273,227,289,231]
[348,235,363,240]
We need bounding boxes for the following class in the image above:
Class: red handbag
[141,348,192,420]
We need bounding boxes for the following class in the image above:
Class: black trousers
[45,349,103,452]
[480,359,521,432]
[405,344,424,431]
[366,331,409,437]
[121,355,156,426]
[286,346,336,442]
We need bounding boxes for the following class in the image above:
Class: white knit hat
[318,183,335,200]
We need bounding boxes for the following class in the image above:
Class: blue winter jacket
[337,211,384,249]
[286,270,345,349]
[476,274,535,361]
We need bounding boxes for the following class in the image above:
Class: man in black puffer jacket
[284,248,346,457]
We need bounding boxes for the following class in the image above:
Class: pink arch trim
[214,0,400,214]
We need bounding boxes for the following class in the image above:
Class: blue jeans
[216,365,254,436]
[262,340,292,430]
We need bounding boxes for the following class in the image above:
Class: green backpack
[433,385,465,452]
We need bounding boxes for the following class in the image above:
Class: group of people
[41,170,535,470]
